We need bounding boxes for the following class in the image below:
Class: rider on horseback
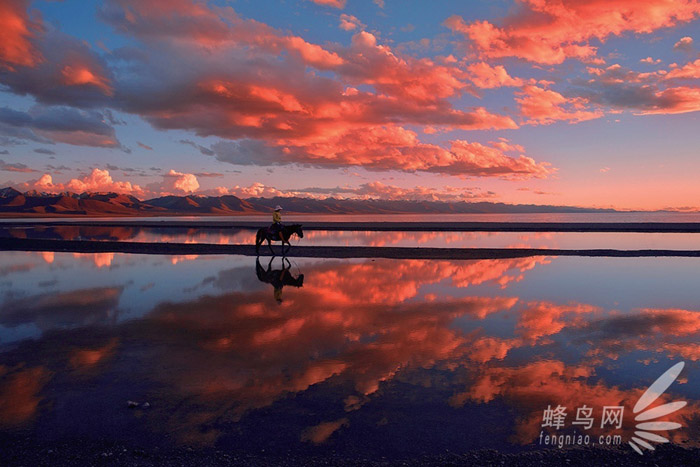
[270,205,283,241]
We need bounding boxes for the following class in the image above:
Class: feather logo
[628,361,686,455]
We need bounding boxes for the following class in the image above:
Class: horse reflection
[255,257,304,303]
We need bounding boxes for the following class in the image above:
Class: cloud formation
[213,181,498,202]
[446,1,700,64]
[0,0,558,181]
[0,106,123,148]
[211,132,553,179]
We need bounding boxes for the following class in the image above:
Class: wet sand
[2,237,700,258]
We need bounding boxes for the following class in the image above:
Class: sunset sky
[1,0,699,210]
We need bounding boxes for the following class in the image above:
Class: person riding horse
[255,216,304,255]
[270,205,283,240]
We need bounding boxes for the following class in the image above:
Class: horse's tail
[255,228,264,253]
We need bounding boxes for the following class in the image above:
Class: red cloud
[0,0,43,70]
[517,301,601,342]
[338,31,469,103]
[516,85,603,124]
[0,0,558,179]
[446,0,700,64]
[61,64,114,96]
[211,126,553,179]
[0,365,51,428]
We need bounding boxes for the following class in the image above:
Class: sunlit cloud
[517,85,604,125]
[0,0,44,70]
[446,1,700,64]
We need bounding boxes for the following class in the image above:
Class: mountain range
[0,186,619,216]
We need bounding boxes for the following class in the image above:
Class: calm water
[0,250,698,458]
[3,225,700,250]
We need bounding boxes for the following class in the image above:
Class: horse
[255,223,304,255]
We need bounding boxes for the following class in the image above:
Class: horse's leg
[255,231,262,254]
[267,238,275,255]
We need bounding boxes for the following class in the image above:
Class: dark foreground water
[0,250,698,461]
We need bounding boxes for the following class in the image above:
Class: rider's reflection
[255,257,304,304]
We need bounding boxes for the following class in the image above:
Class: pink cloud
[516,85,603,125]
[20,168,212,198]
[23,169,144,196]
[339,14,364,31]
[664,58,700,79]
[307,0,346,8]
[467,62,523,89]
[160,169,200,194]
[674,36,694,52]
[66,168,143,195]
[213,182,284,198]
[446,1,700,64]
[206,181,498,202]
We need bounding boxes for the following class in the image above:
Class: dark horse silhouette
[255,257,304,303]
[255,223,304,255]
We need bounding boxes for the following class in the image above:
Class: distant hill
[248,196,618,214]
[0,186,620,217]
[145,195,266,214]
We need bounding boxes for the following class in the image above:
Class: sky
[0,0,699,211]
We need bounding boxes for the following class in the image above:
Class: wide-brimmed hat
[274,205,283,210]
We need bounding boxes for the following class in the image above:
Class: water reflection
[0,252,698,458]
[256,257,304,303]
[3,225,700,250]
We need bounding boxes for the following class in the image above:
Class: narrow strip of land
[3,220,700,232]
[2,238,700,259]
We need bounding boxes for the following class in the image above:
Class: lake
[0,248,698,460]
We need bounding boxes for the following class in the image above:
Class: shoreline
[2,238,700,259]
[4,220,700,232]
